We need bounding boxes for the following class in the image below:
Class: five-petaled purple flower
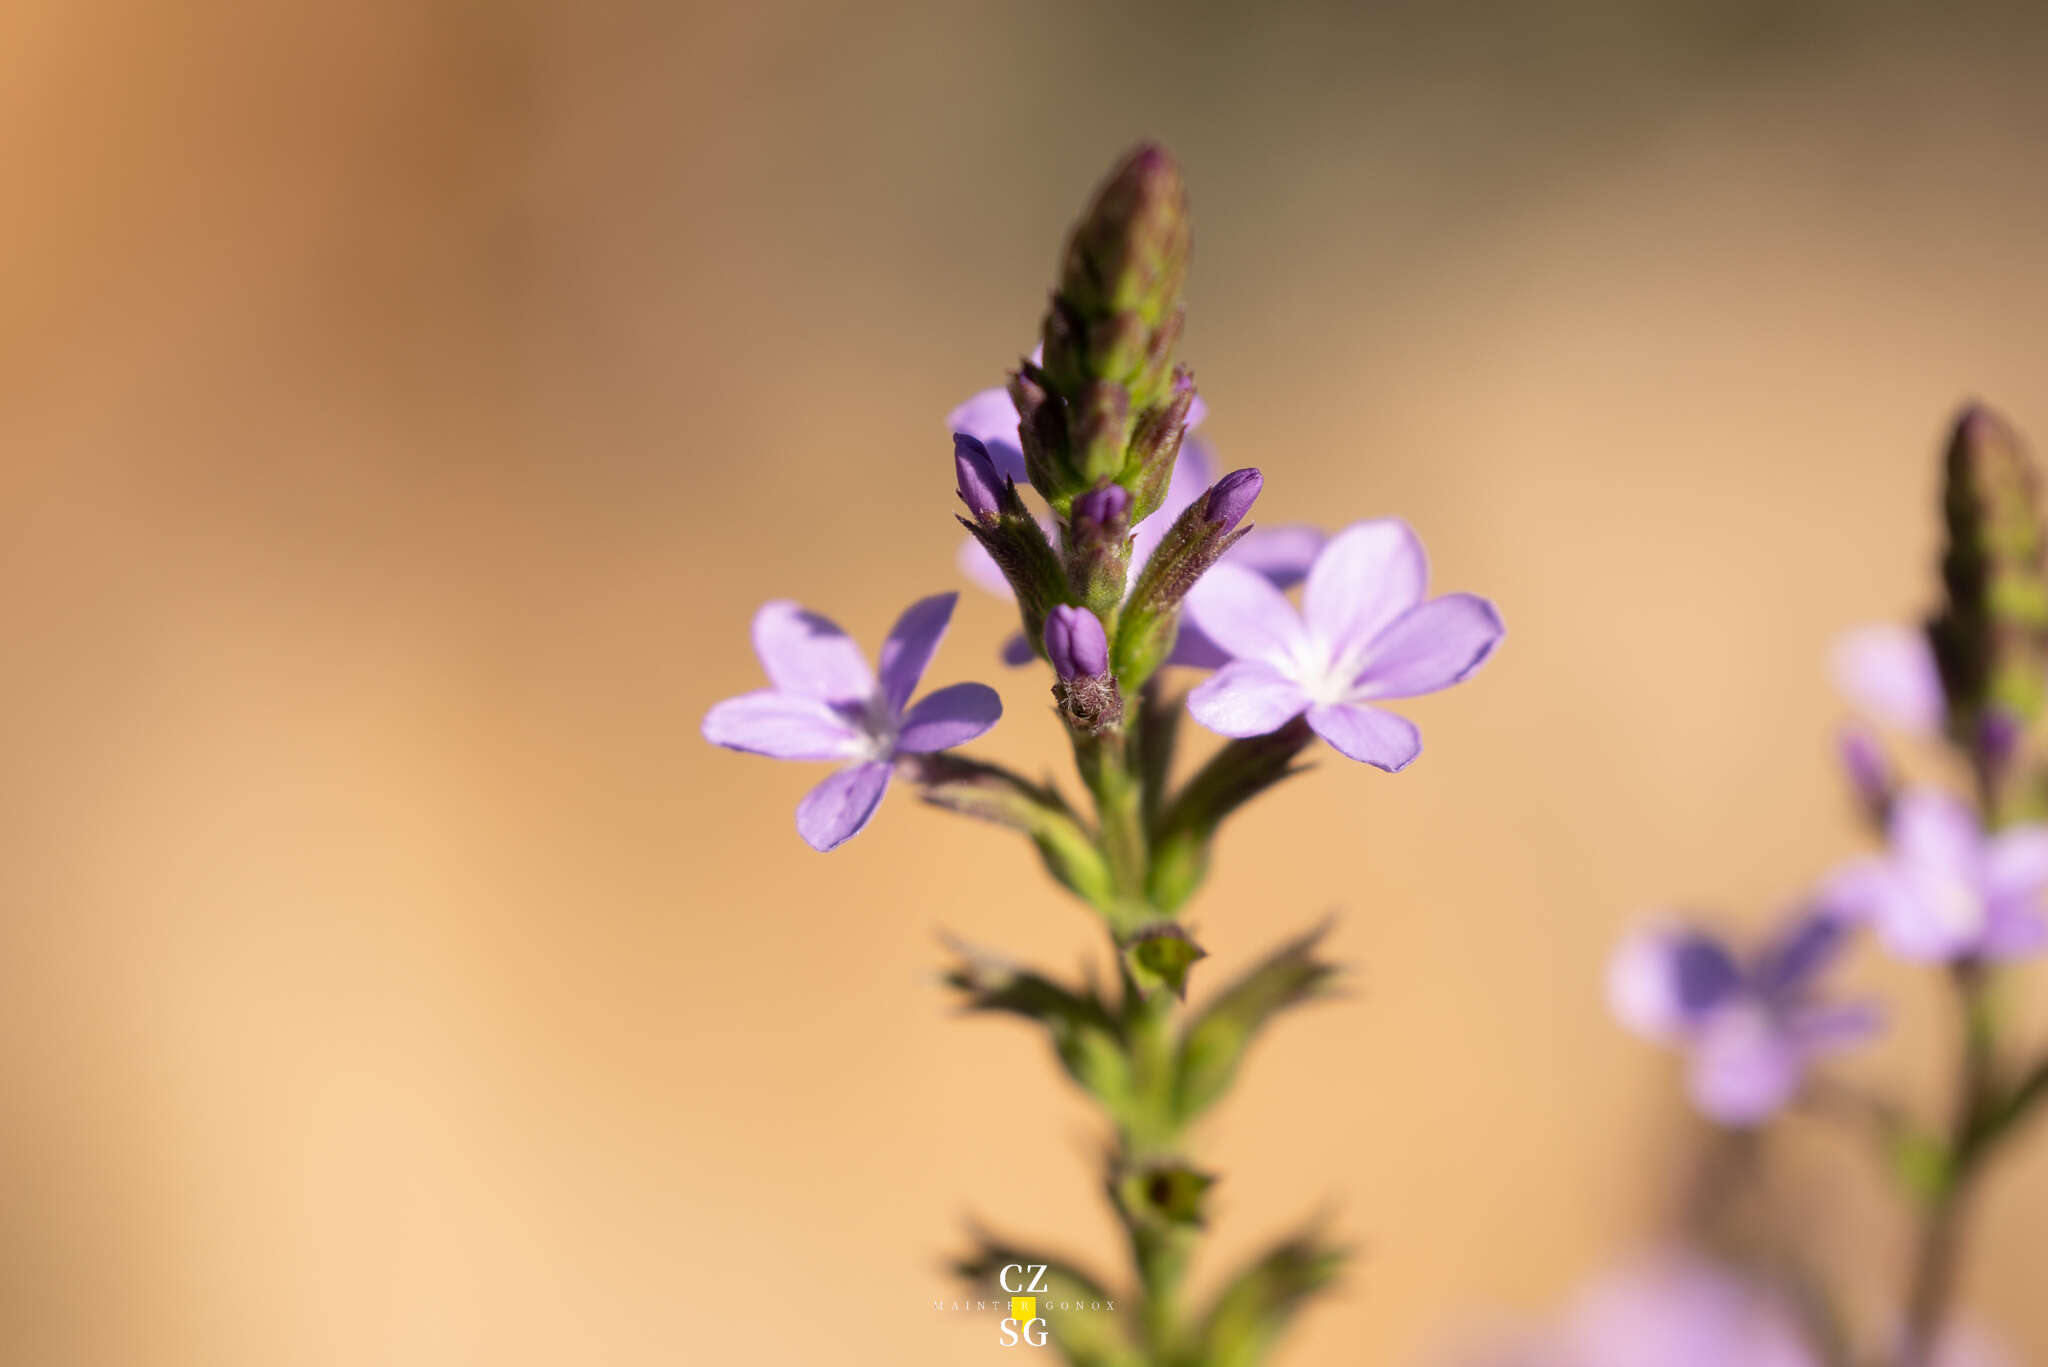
[1607,908,1878,1126]
[1822,787,2048,963]
[1181,518,1503,770]
[702,594,1002,851]
[950,380,1325,666]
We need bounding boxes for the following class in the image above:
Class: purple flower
[701,594,1002,851]
[1832,623,1945,736]
[1044,605,1109,680]
[1607,908,1877,1126]
[1180,519,1502,770]
[1821,787,2048,962]
[1444,1252,2013,1367]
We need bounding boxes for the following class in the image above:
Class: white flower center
[1922,871,1987,941]
[1283,634,1364,706]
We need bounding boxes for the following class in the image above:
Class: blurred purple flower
[1608,907,1877,1126]
[1821,788,2048,963]
[702,594,1002,851]
[949,384,1323,666]
[1181,518,1503,770]
[1442,1252,2011,1367]
[1832,623,1945,736]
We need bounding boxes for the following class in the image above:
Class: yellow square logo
[1010,1296,1036,1323]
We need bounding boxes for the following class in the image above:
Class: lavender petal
[876,592,957,714]
[1186,660,1310,737]
[795,761,893,851]
[895,682,1003,753]
[1305,700,1422,771]
[1350,593,1504,699]
[752,600,874,705]
[701,690,866,760]
[1302,518,1428,659]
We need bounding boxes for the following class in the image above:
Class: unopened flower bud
[1110,468,1263,691]
[1073,484,1132,530]
[1044,605,1110,680]
[1837,722,1893,826]
[1929,403,2048,735]
[1204,468,1263,533]
[954,434,1005,522]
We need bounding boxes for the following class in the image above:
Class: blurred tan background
[7,0,2048,1362]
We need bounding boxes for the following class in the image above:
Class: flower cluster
[1591,405,2048,1367]
[702,144,1503,1366]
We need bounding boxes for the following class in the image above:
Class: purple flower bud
[954,434,1004,521]
[1838,722,1891,814]
[1073,484,1132,530]
[1203,468,1262,533]
[1043,604,1109,680]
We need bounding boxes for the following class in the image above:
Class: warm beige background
[7,1,2048,1363]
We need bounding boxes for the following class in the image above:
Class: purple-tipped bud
[954,434,1005,521]
[1838,722,1894,826]
[1073,484,1132,530]
[1044,605,1110,680]
[1203,468,1262,533]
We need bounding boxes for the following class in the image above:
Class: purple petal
[1302,518,1428,659]
[1686,1004,1802,1126]
[999,632,1036,667]
[702,690,866,760]
[1607,922,1736,1040]
[1814,854,1893,924]
[1752,907,1852,997]
[1785,1002,1884,1055]
[876,593,956,714]
[946,387,1028,484]
[1185,394,1209,430]
[1306,701,1422,771]
[1351,593,1504,699]
[1222,524,1326,589]
[1566,1255,1819,1367]
[1180,562,1303,665]
[1831,624,1945,735]
[1985,824,2048,904]
[753,600,874,706]
[1186,660,1309,737]
[895,682,1002,753]
[1165,620,1234,670]
[1892,788,1983,878]
[795,761,892,851]
[1979,903,2048,961]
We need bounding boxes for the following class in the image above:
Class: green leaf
[1174,921,1341,1124]
[1190,1225,1346,1367]
[943,938,1133,1118]
[915,755,1116,911]
[1147,719,1317,913]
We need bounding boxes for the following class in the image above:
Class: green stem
[1076,727,1152,926]
[1898,965,1995,1367]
